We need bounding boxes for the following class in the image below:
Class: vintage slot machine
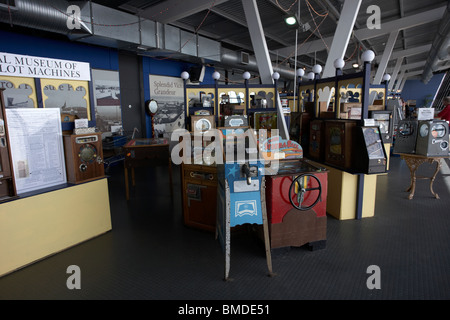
[393,120,419,154]
[309,119,325,161]
[265,158,328,250]
[253,111,277,130]
[224,115,248,127]
[415,120,449,156]
[190,115,215,133]
[216,127,273,280]
[369,110,394,144]
[289,112,311,152]
[324,120,357,170]
[0,89,17,202]
[63,132,105,184]
[354,126,387,174]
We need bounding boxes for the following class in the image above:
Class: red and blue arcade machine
[262,136,328,251]
[216,127,274,281]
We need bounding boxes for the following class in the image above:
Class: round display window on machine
[79,144,97,163]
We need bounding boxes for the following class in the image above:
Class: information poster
[5,108,67,194]
[149,74,184,138]
[92,69,122,135]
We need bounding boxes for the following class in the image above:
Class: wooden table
[123,138,172,200]
[397,153,449,200]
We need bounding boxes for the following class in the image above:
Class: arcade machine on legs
[216,127,274,281]
[262,137,328,251]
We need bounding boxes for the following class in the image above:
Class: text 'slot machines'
[265,159,328,250]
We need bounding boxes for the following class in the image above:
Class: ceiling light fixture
[284,15,297,26]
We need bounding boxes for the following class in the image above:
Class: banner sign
[260,136,303,159]
[0,52,91,81]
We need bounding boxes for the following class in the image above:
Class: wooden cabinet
[63,133,105,184]
[181,163,217,232]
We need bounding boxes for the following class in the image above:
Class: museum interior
[0,0,450,302]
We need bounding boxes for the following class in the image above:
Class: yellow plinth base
[309,162,378,220]
[0,178,112,277]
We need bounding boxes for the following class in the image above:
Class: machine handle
[190,171,214,180]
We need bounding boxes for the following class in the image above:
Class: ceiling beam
[139,0,231,23]
[354,6,445,40]
[210,7,326,67]
[373,31,399,84]
[388,57,404,91]
[276,6,445,58]
[322,0,362,78]
[378,44,432,62]
[386,61,426,74]
[242,0,289,139]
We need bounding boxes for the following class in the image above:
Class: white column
[393,70,406,92]
[398,77,409,92]
[242,0,274,83]
[388,57,404,91]
[242,0,289,139]
[322,0,363,78]
[373,31,399,85]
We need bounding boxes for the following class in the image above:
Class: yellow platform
[323,164,377,220]
[308,161,378,220]
[0,178,112,277]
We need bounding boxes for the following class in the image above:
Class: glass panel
[0,78,37,108]
[363,127,385,159]
[42,82,89,119]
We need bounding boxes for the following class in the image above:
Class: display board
[92,69,122,135]
[0,76,37,108]
[5,108,67,194]
[41,79,91,120]
[149,74,184,138]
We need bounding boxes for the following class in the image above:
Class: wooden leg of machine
[131,167,136,187]
[224,180,232,282]
[124,166,130,201]
[261,178,275,277]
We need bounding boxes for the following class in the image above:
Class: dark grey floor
[0,155,450,300]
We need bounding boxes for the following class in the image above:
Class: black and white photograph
[0,79,35,108]
[92,69,122,135]
[149,74,184,138]
[42,83,89,119]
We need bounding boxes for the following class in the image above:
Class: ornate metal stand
[398,153,448,200]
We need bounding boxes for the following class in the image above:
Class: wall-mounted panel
[91,3,140,44]
[181,31,197,57]
[0,76,37,108]
[198,36,221,62]
[165,25,181,52]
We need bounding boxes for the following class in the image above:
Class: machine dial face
[79,144,97,163]
[419,124,429,137]
[398,123,412,136]
[195,119,211,132]
[431,124,446,138]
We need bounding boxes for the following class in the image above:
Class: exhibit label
[0,52,91,81]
